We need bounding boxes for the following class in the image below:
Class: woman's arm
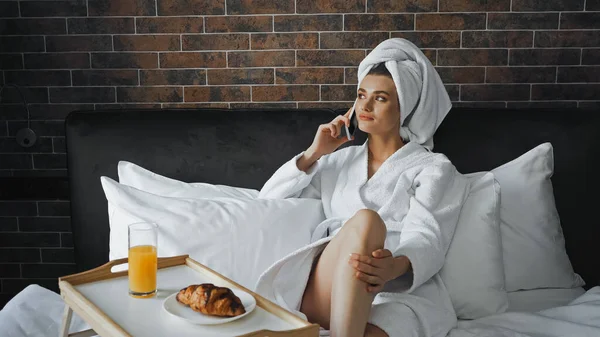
[391,160,469,293]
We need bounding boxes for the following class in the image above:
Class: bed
[1,106,600,337]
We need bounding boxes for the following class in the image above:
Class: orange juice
[128,245,157,298]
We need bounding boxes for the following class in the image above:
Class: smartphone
[338,108,358,141]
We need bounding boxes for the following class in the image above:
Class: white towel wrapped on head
[357,38,452,150]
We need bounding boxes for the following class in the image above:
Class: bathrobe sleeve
[258,151,323,200]
[391,161,469,293]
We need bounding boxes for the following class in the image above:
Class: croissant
[176,283,246,317]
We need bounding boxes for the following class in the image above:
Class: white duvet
[1,284,600,337]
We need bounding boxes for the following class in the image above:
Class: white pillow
[440,172,508,319]
[492,142,584,291]
[117,161,259,199]
[100,176,324,290]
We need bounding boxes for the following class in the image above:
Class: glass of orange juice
[128,222,158,298]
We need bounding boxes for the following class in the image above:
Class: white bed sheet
[505,287,586,313]
[2,284,600,337]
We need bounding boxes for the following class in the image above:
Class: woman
[256,38,469,337]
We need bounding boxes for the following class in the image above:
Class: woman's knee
[342,209,387,244]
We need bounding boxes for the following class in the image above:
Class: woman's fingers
[367,284,384,293]
[355,271,383,285]
[349,253,381,268]
[349,259,379,275]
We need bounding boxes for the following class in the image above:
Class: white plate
[162,288,256,325]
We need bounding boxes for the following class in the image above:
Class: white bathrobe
[255,139,470,337]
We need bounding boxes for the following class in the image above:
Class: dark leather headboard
[66,107,600,288]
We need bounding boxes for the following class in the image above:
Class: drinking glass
[128,222,158,298]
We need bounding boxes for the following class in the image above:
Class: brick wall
[0,0,599,308]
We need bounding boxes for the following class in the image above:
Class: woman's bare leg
[299,209,387,337]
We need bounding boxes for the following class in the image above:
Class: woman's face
[355,74,401,138]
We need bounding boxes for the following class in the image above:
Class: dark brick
[252,85,319,101]
[438,49,507,66]
[439,0,509,11]
[33,154,66,169]
[24,53,90,69]
[390,32,460,48]
[488,13,559,30]
[230,102,296,108]
[4,71,70,87]
[117,87,183,103]
[72,70,139,86]
[0,54,23,69]
[0,264,20,278]
[205,15,272,33]
[0,249,40,263]
[320,32,390,49]
[19,217,71,232]
[0,105,27,120]
[0,217,18,231]
[159,52,226,68]
[0,18,66,35]
[299,102,351,109]
[462,84,530,101]
[0,233,60,247]
[92,53,158,69]
[416,13,486,30]
[28,104,94,120]
[274,15,342,31]
[53,138,66,153]
[207,69,272,85]
[41,248,74,263]
[95,103,161,110]
[22,263,76,278]
[46,35,112,52]
[276,68,344,84]
[137,17,204,33]
[183,34,249,51]
[0,87,48,103]
[0,124,6,137]
[61,233,73,247]
[588,0,600,10]
[297,50,365,66]
[162,103,229,108]
[532,84,600,100]
[184,86,250,102]
[2,278,58,294]
[228,51,294,67]
[20,0,87,17]
[297,0,364,13]
[345,68,358,84]
[251,33,318,50]
[0,1,19,17]
[114,35,180,51]
[579,101,600,109]
[38,201,69,216]
[367,0,436,12]
[321,85,355,101]
[141,69,206,85]
[227,0,294,14]
[50,87,115,104]
[0,137,53,153]
[89,0,156,16]
[582,49,600,65]
[486,66,556,83]
[446,85,460,101]
[11,169,67,177]
[557,66,600,83]
[535,31,600,48]
[68,18,135,34]
[436,67,485,84]
[462,31,533,48]
[157,0,225,15]
[560,13,600,29]
[510,49,581,65]
[344,14,413,31]
[452,102,507,108]
[508,101,578,109]
[512,0,584,11]
[0,36,44,52]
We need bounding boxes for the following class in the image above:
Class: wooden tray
[58,255,320,337]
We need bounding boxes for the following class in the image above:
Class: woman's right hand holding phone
[297,107,354,172]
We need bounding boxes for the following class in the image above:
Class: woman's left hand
[348,249,400,293]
